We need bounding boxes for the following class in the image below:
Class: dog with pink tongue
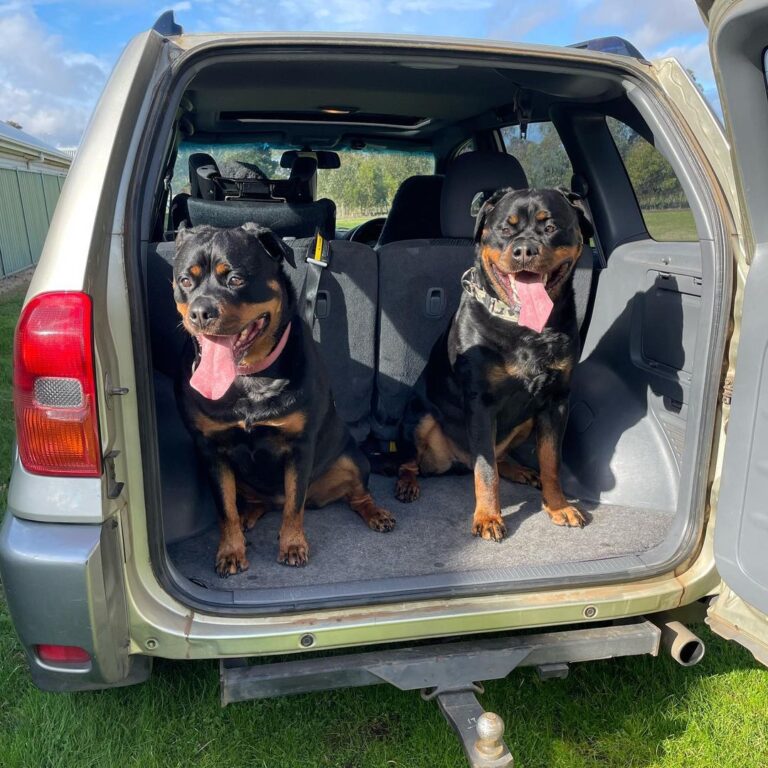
[174,223,395,578]
[395,188,594,542]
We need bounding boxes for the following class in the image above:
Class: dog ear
[473,187,512,243]
[557,187,594,242]
[175,222,193,247]
[242,223,296,268]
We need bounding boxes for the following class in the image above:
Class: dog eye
[500,226,512,236]
[544,224,556,234]
[178,276,193,289]
[228,276,245,288]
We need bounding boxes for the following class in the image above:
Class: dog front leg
[466,394,506,541]
[277,447,313,566]
[209,457,249,577]
[536,398,586,528]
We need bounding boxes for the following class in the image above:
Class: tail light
[13,292,102,477]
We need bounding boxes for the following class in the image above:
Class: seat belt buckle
[306,230,330,268]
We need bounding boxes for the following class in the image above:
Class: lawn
[336,215,372,231]
[642,209,699,242]
[1,286,767,767]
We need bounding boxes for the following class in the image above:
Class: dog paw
[395,476,420,503]
[472,511,507,542]
[510,466,541,488]
[546,504,586,528]
[367,506,396,532]
[215,543,249,578]
[278,537,310,567]
[240,507,263,531]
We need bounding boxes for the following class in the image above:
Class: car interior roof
[182,56,627,150]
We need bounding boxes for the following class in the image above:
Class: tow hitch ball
[427,685,513,768]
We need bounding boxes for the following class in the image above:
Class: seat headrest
[189,153,222,199]
[440,151,528,238]
[378,175,445,246]
[289,155,318,182]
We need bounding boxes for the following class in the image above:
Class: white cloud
[160,0,192,12]
[0,10,108,147]
[387,0,490,14]
[487,0,713,87]
[587,0,704,50]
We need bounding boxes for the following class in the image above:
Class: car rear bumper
[0,513,151,691]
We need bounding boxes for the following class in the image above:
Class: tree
[502,123,572,189]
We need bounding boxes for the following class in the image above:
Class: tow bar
[220,620,661,767]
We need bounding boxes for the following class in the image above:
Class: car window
[174,142,290,190]
[316,149,434,229]
[174,141,434,231]
[500,122,573,189]
[607,118,698,242]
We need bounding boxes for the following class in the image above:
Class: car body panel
[694,0,768,663]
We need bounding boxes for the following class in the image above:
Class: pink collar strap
[238,321,292,375]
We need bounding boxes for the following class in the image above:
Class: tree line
[503,121,690,211]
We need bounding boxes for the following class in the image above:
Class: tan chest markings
[488,356,572,387]
[191,409,306,439]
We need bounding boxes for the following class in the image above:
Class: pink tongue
[512,272,553,333]
[190,334,238,400]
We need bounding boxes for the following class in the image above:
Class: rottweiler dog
[395,188,593,540]
[173,223,395,577]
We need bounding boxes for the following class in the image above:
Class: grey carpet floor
[168,474,674,590]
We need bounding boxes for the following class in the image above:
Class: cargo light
[13,292,102,477]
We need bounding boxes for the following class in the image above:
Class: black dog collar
[461,267,521,323]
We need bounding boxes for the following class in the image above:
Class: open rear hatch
[129,38,730,613]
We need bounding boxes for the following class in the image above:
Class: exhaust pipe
[651,616,705,666]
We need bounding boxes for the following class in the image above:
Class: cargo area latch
[103,450,124,499]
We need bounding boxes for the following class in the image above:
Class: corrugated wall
[17,172,48,265]
[0,167,66,277]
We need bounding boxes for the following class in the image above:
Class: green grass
[0,288,22,512]
[336,216,375,231]
[643,209,699,242]
[1,289,767,767]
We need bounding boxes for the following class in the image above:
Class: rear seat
[285,238,377,442]
[373,151,529,440]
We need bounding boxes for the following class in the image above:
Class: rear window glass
[607,117,697,242]
[500,123,573,189]
[317,149,434,229]
[174,142,434,231]
[174,142,290,187]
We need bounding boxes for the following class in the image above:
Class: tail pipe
[650,615,705,667]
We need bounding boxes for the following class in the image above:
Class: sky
[0,0,715,149]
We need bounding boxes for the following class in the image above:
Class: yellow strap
[313,233,325,263]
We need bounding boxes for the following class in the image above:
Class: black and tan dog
[395,188,592,540]
[173,223,395,577]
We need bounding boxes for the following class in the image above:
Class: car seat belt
[301,230,330,330]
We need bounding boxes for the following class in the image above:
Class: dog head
[473,187,593,306]
[173,222,295,366]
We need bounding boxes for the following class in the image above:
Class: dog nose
[188,298,220,328]
[512,240,539,262]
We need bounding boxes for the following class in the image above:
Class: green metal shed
[0,122,71,277]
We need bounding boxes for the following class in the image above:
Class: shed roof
[0,122,71,170]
